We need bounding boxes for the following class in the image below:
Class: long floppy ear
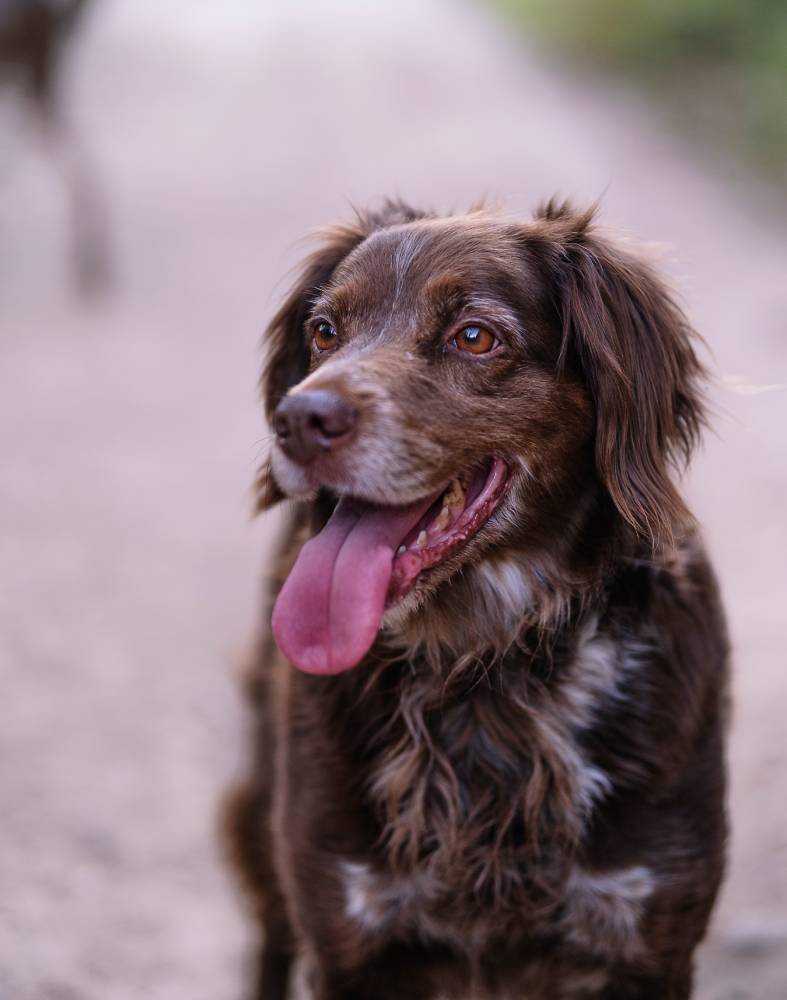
[260,222,366,421]
[254,221,367,510]
[256,199,430,510]
[535,199,707,546]
[261,198,431,421]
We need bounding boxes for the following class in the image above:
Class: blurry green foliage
[497,0,787,174]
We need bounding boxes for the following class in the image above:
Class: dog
[0,0,108,292]
[224,199,729,999]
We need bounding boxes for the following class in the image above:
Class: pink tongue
[271,494,436,674]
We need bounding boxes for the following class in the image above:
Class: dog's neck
[379,495,631,671]
[380,552,575,668]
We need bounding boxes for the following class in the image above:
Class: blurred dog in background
[0,0,109,292]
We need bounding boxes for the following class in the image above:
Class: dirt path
[1,2,785,997]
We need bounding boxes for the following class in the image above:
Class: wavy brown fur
[226,199,728,1000]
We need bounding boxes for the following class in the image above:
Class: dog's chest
[337,856,655,971]
[359,651,615,887]
[333,634,650,957]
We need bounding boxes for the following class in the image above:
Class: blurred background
[1,1,785,998]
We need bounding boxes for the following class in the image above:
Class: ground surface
[1,1,785,998]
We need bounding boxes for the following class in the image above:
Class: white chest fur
[339,857,655,965]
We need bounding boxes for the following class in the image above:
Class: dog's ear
[261,200,430,420]
[255,220,367,510]
[534,199,707,546]
[261,221,369,421]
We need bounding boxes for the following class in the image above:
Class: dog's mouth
[388,458,509,603]
[271,457,509,674]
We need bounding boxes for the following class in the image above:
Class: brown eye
[452,325,497,355]
[313,321,338,352]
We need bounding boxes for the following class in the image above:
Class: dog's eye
[313,321,338,352]
[451,325,498,355]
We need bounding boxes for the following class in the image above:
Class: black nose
[273,389,357,465]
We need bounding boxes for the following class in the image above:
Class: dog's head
[260,200,706,673]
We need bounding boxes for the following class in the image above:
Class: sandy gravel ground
[1,2,785,997]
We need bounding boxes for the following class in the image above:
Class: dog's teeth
[434,506,451,531]
[396,545,406,556]
[443,478,466,509]
[416,530,428,547]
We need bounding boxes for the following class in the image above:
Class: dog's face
[262,201,705,673]
[271,216,594,609]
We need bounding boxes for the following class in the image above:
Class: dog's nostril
[273,390,357,464]
[273,412,290,438]
[311,401,355,439]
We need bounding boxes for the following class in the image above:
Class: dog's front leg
[596,966,692,1000]
[311,944,462,1000]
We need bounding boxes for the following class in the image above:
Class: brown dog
[225,200,728,999]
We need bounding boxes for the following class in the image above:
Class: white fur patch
[341,861,383,929]
[340,860,437,933]
[269,444,316,500]
[562,865,656,961]
[338,862,646,990]
[551,619,656,813]
[477,557,534,628]
[392,230,426,299]
[559,621,620,732]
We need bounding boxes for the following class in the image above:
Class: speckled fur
[224,200,729,1000]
